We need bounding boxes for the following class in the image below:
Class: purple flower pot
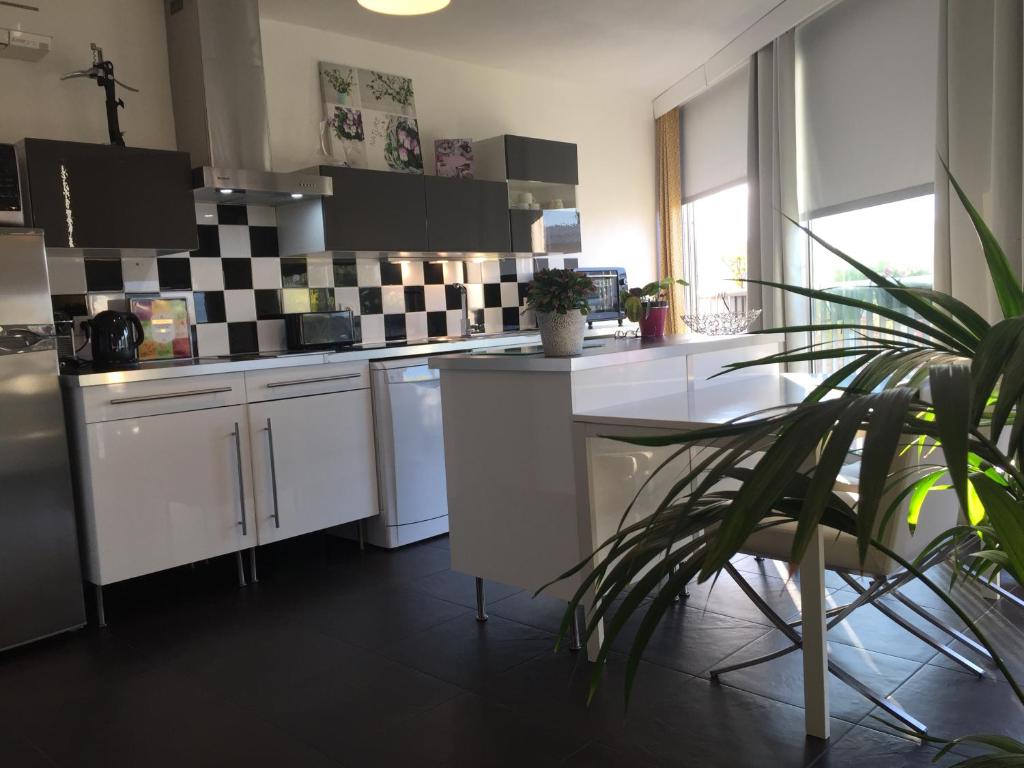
[638,305,668,338]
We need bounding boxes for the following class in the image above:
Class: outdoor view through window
[808,193,934,373]
[681,183,748,315]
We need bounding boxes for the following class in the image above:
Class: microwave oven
[578,268,626,325]
[285,310,357,349]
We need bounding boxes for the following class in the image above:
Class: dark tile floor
[1,534,1022,768]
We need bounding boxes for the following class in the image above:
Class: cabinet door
[504,136,578,184]
[424,177,511,253]
[320,166,427,252]
[21,139,197,251]
[248,389,378,545]
[81,405,255,584]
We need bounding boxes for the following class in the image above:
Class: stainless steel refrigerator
[0,227,86,651]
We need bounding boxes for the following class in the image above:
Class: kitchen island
[430,332,784,611]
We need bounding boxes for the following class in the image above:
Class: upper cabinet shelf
[475,135,578,185]
[18,139,197,252]
[277,135,580,258]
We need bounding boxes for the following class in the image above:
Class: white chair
[707,452,987,735]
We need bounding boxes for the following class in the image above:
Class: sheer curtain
[746,33,808,355]
[935,0,1023,321]
[655,110,685,333]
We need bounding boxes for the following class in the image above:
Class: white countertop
[61,332,543,387]
[573,373,821,429]
[429,333,784,373]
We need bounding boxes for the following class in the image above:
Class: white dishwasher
[365,356,450,548]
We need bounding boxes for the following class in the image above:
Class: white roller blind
[796,0,939,218]
[680,63,749,202]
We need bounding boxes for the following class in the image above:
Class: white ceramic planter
[536,309,586,357]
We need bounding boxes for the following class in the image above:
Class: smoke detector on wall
[0,27,51,61]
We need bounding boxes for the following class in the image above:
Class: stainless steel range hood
[164,0,331,206]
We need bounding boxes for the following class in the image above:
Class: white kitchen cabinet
[76,403,256,585]
[247,388,378,544]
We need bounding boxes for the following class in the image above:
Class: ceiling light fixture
[357,0,450,16]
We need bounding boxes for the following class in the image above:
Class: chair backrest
[851,441,959,576]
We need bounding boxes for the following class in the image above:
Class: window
[807,193,934,373]
[681,182,748,315]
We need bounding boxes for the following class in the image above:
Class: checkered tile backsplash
[47,203,578,357]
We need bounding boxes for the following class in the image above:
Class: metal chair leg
[710,642,802,679]
[828,659,927,735]
[888,589,992,659]
[724,562,803,643]
[475,577,488,622]
[970,568,1024,610]
[719,565,929,733]
[838,573,985,676]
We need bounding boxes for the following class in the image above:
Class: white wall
[0,0,176,150]
[0,3,657,282]
[261,19,656,281]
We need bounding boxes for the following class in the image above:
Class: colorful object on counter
[318,61,421,173]
[434,139,474,178]
[637,305,668,338]
[130,298,192,360]
[620,278,688,338]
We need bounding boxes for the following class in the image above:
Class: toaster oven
[285,310,357,349]
[578,267,626,325]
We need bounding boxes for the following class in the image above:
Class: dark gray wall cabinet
[424,177,510,253]
[19,139,197,251]
[320,167,428,252]
[504,136,578,185]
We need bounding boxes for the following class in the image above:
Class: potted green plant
[524,268,596,357]
[550,173,1024,766]
[620,278,687,338]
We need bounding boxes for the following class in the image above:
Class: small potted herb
[524,268,596,356]
[620,278,688,338]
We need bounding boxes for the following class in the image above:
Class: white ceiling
[260,0,780,99]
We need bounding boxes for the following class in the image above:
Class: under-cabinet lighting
[290,193,303,199]
[219,189,234,195]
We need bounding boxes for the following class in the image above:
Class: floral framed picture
[318,62,422,174]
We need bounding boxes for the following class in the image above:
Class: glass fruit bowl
[683,309,762,335]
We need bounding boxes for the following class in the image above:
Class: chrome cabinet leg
[248,548,258,584]
[235,551,247,588]
[568,606,582,651]
[475,577,488,622]
[95,584,106,628]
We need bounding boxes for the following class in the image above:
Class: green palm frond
[546,169,1024,761]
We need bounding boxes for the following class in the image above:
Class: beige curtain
[935,0,1023,321]
[655,110,685,333]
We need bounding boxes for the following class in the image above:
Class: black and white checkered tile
[48,203,564,357]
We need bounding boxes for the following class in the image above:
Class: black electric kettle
[81,310,145,364]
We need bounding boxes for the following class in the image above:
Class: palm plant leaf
[787,212,990,345]
[928,364,973,513]
[546,168,1024,762]
[943,158,1024,319]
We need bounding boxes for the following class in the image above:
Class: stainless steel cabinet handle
[265,373,361,388]
[110,386,233,405]
[232,422,248,537]
[266,418,281,529]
